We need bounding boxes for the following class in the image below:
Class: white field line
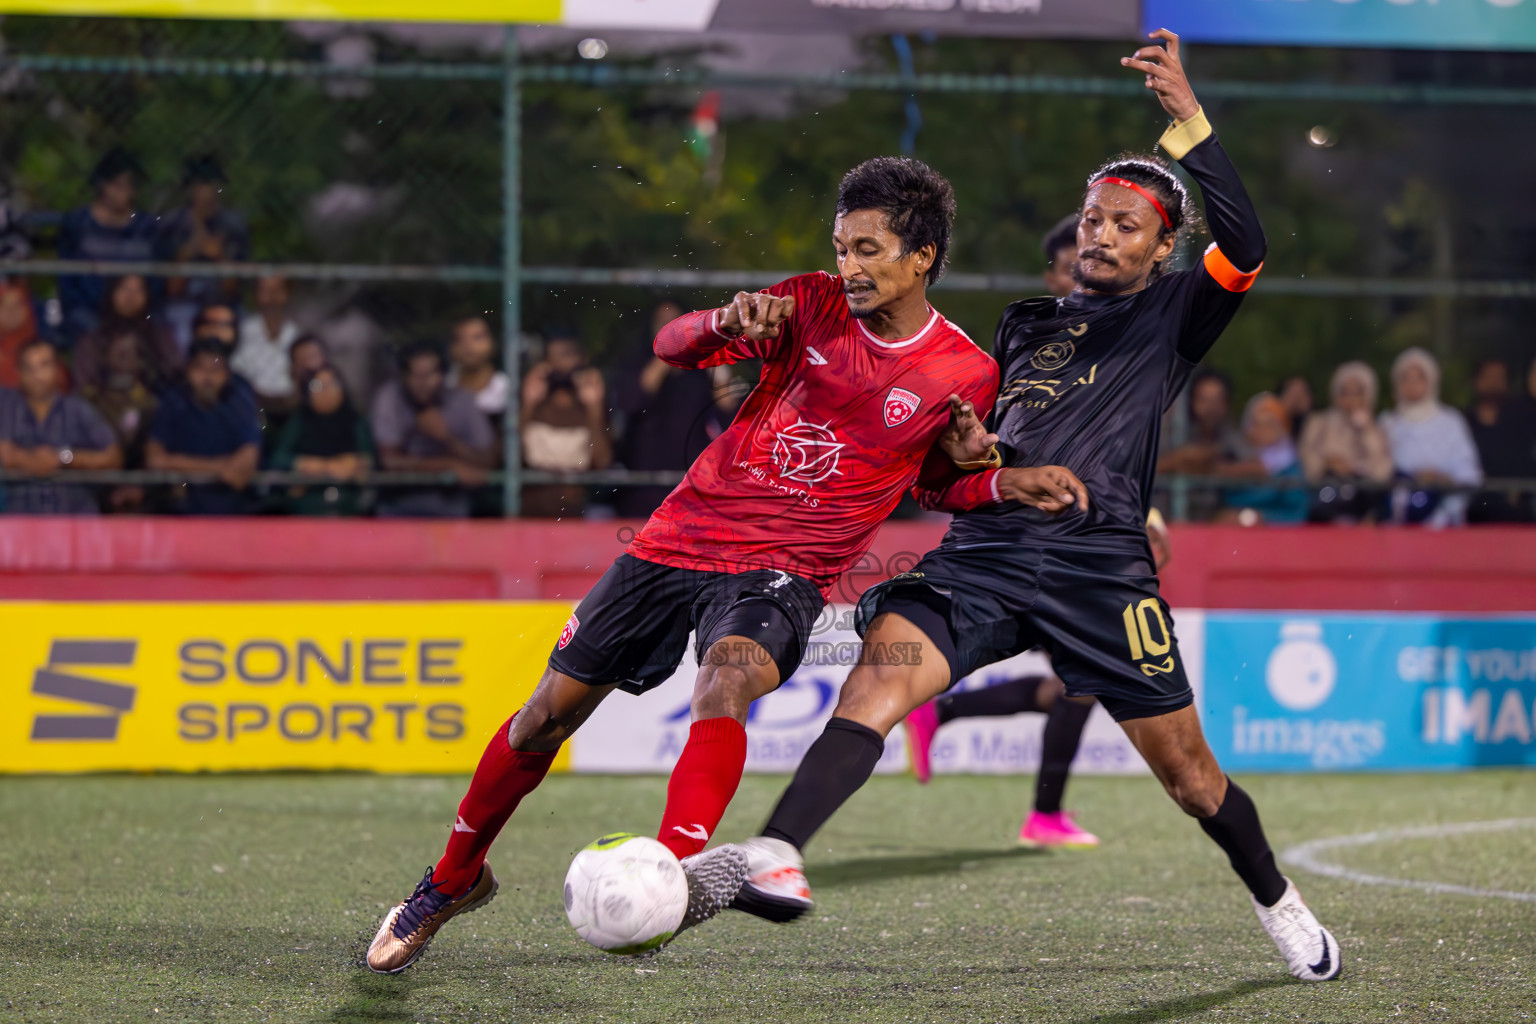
[1281,817,1536,903]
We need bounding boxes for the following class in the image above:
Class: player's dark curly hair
[1083,153,1200,279]
[837,157,956,286]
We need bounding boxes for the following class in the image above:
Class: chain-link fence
[0,15,1533,521]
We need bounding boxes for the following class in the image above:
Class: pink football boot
[903,701,941,784]
[1017,809,1100,849]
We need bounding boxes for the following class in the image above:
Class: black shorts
[855,544,1192,722]
[548,554,825,695]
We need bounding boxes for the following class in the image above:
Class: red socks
[432,714,747,888]
[432,715,555,896]
[657,716,749,860]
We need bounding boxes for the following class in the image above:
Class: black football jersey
[943,128,1265,553]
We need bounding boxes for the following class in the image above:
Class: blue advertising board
[1205,613,1536,771]
[1145,0,1536,52]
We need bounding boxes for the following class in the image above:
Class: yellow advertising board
[1,602,574,774]
[0,0,559,23]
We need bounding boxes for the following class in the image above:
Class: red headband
[1090,176,1173,230]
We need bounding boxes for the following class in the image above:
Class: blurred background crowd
[2,144,1534,525]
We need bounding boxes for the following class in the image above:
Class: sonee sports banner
[4,602,572,774]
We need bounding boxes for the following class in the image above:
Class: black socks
[1198,777,1288,908]
[761,717,884,850]
[1034,697,1093,815]
[935,675,1050,725]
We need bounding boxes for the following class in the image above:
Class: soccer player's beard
[1071,252,1122,292]
[844,285,881,319]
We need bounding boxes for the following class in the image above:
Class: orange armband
[1203,243,1262,293]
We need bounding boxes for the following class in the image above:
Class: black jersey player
[901,215,1174,851]
[720,31,1342,983]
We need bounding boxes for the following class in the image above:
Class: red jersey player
[366,157,1087,973]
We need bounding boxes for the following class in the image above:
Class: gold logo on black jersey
[1066,322,1089,338]
[1030,339,1075,372]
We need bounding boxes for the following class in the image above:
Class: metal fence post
[502,24,523,516]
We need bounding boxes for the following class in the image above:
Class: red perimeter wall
[0,518,1532,612]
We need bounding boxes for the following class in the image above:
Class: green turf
[2,771,1533,1023]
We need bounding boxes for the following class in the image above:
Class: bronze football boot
[366,864,498,973]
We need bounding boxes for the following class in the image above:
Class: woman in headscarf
[1379,347,1482,526]
[267,364,374,516]
[1299,361,1394,484]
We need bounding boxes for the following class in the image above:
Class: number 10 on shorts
[1122,599,1174,672]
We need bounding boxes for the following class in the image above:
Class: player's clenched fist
[997,465,1089,515]
[718,291,796,342]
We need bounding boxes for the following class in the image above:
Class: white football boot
[729,836,813,923]
[673,845,750,936]
[1253,878,1342,981]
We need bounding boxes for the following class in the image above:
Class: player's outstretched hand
[997,465,1089,515]
[718,291,796,342]
[1121,29,1199,123]
[938,393,1000,468]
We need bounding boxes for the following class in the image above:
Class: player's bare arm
[717,291,796,342]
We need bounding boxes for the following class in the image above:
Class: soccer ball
[564,833,688,954]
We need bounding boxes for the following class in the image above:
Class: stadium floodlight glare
[1308,125,1336,148]
[577,38,608,60]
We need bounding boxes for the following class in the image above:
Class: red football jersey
[627,271,999,596]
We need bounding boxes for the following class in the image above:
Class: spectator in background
[1160,369,1249,471]
[447,315,509,432]
[58,147,158,345]
[371,343,496,518]
[72,275,181,395]
[289,332,328,387]
[81,328,161,455]
[1217,392,1308,524]
[192,302,238,356]
[190,303,255,396]
[269,364,374,517]
[145,338,261,515]
[1299,360,1394,522]
[157,154,249,351]
[1041,214,1080,299]
[232,275,302,412]
[1381,347,1482,527]
[521,332,611,518]
[612,300,729,519]
[80,328,159,513]
[1277,374,1313,443]
[1465,357,1536,522]
[0,339,121,514]
[0,278,42,389]
[1158,368,1250,521]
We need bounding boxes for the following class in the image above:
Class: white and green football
[563,833,688,955]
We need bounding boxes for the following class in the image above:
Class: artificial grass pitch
[1,771,1532,1023]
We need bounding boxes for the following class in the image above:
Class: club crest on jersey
[557,613,579,650]
[1030,339,1075,372]
[883,387,921,428]
[772,418,845,484]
